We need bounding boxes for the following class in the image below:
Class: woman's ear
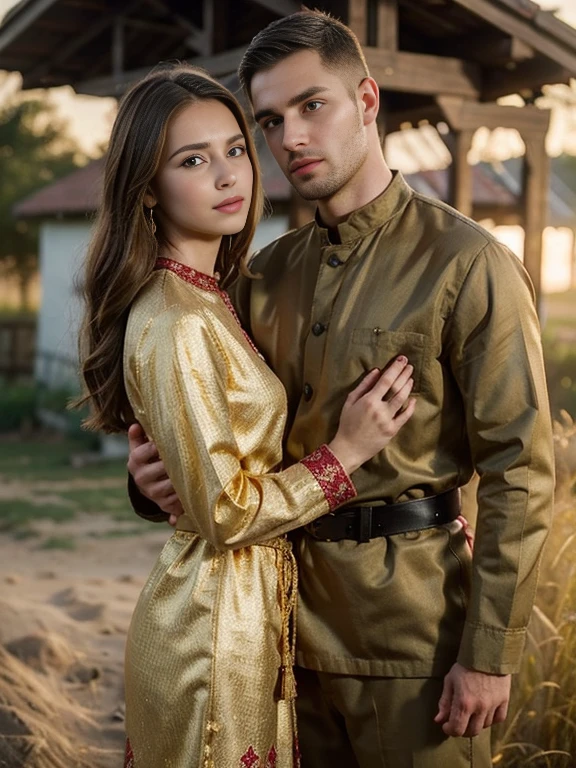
[143,190,157,209]
[358,76,380,127]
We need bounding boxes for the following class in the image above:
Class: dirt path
[0,516,170,767]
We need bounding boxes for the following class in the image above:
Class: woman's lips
[213,196,244,213]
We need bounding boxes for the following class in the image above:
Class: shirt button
[327,255,342,267]
[312,322,326,336]
[303,383,313,401]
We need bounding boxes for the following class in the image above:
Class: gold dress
[122,257,355,768]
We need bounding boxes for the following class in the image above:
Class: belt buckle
[306,512,336,541]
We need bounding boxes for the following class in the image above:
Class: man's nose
[282,117,309,153]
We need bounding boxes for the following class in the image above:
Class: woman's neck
[161,235,222,277]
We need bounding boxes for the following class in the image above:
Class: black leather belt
[305,487,461,543]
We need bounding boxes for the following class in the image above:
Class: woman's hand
[328,357,416,475]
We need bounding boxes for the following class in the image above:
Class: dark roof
[15,154,576,229]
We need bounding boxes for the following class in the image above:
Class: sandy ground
[0,514,172,767]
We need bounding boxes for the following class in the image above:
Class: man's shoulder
[407,187,503,254]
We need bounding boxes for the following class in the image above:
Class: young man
[127,10,554,766]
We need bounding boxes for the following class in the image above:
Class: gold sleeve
[449,242,554,674]
[132,308,355,550]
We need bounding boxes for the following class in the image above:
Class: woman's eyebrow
[168,133,245,161]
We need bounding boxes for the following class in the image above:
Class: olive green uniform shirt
[230,171,554,678]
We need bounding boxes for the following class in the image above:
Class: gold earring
[149,207,156,236]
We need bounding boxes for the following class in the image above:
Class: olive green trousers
[295,668,492,767]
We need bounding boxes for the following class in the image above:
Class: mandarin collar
[314,171,412,247]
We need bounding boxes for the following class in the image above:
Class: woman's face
[147,99,253,241]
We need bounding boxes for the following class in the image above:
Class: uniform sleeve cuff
[457,620,527,675]
[301,444,356,511]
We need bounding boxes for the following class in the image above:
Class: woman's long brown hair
[76,64,264,433]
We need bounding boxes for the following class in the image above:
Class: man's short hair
[238,9,369,99]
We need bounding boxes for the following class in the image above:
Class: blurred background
[0,0,575,766]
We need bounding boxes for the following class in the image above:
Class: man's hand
[435,662,511,737]
[127,423,183,526]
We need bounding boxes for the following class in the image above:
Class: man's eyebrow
[168,133,244,161]
[254,86,330,123]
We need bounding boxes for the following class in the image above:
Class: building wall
[34,214,291,390]
[35,220,91,388]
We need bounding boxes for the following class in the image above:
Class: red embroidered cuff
[301,444,356,511]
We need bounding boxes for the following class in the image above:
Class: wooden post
[447,129,474,218]
[377,0,398,51]
[348,0,368,45]
[112,17,124,78]
[521,136,549,309]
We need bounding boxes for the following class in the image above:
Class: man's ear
[358,76,380,127]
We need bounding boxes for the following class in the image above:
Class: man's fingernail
[397,355,407,363]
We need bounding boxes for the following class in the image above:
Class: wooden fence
[0,316,36,380]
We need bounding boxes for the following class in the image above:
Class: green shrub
[0,382,38,432]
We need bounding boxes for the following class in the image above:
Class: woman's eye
[228,146,246,157]
[182,156,203,168]
[306,101,323,112]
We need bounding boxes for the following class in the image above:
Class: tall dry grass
[492,411,576,766]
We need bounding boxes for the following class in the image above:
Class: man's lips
[289,159,323,176]
[213,196,244,213]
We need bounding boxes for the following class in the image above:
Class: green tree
[0,94,90,310]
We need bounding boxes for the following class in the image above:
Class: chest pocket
[351,329,428,394]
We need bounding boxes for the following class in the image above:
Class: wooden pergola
[1,0,576,303]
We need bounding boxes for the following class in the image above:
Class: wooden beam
[385,104,443,133]
[247,0,300,16]
[25,0,141,83]
[482,58,570,101]
[74,45,248,97]
[437,96,551,137]
[0,0,60,51]
[451,0,576,73]
[365,48,480,98]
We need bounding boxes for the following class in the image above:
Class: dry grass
[492,411,576,766]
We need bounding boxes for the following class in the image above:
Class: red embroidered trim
[293,736,301,767]
[155,257,264,359]
[240,746,260,767]
[301,444,356,511]
[266,746,277,768]
[124,739,135,768]
[155,257,220,292]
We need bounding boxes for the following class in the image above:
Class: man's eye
[228,146,246,157]
[182,156,203,168]
[306,101,322,112]
[263,117,281,130]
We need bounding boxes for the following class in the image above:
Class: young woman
[78,64,415,768]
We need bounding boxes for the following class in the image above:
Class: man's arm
[448,241,554,674]
[127,423,182,525]
[435,240,553,738]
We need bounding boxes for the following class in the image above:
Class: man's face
[251,50,368,201]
